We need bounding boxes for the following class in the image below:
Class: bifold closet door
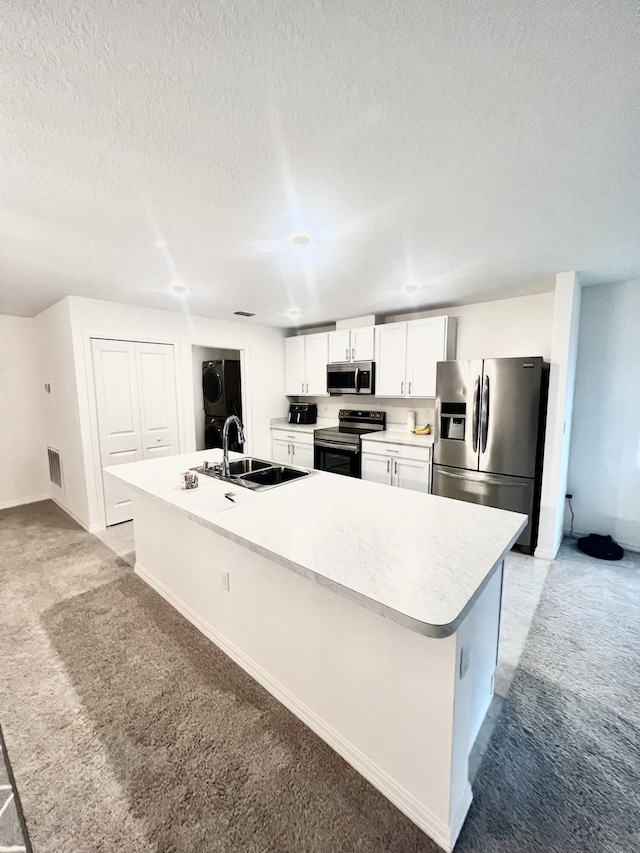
[92,339,179,526]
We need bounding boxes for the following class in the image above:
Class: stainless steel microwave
[326,361,375,395]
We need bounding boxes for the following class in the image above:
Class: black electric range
[314,410,386,478]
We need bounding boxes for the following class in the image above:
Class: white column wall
[536,272,582,559]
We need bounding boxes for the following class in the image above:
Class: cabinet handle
[306,382,309,392]
[288,443,291,454]
[352,347,355,359]
[387,459,390,473]
[400,381,404,394]
[301,382,304,392]
[394,460,398,475]
[346,347,349,360]
[292,445,295,456]
[408,381,412,394]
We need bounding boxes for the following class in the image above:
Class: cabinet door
[285,337,306,395]
[135,343,179,460]
[406,316,448,398]
[361,452,393,486]
[392,457,431,493]
[375,322,407,397]
[271,437,291,465]
[304,333,329,395]
[291,440,314,469]
[328,330,351,363]
[352,326,375,361]
[92,339,143,526]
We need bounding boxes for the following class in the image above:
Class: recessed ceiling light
[288,307,300,317]
[155,239,168,250]
[404,280,420,293]
[290,231,312,246]
[234,310,256,317]
[170,280,189,295]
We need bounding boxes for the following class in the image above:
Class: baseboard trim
[135,560,463,852]
[534,547,557,561]
[0,493,51,511]
[50,497,99,533]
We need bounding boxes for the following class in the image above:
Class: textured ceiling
[1,1,638,327]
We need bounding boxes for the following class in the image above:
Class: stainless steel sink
[191,458,313,491]
[226,458,272,476]
[238,466,310,488]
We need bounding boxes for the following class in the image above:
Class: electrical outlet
[221,570,230,592]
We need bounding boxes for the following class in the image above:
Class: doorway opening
[192,346,244,452]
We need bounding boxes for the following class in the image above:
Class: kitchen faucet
[222,414,245,479]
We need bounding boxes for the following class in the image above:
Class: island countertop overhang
[105,450,527,638]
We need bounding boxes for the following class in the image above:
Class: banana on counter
[411,424,431,435]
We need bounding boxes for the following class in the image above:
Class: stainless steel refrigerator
[432,357,549,553]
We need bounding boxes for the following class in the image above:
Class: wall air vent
[233,311,255,317]
[47,447,63,489]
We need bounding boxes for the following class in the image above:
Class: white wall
[35,300,92,525]
[191,346,241,451]
[566,280,640,551]
[63,296,286,530]
[0,315,49,508]
[393,291,555,361]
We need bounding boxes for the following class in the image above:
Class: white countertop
[360,427,434,448]
[270,417,337,434]
[106,450,526,638]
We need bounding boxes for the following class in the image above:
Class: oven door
[314,440,361,478]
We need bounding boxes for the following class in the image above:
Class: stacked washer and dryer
[202,360,243,452]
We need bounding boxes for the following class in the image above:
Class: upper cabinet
[285,333,329,396]
[286,317,454,399]
[375,316,456,398]
[406,316,455,398]
[328,326,375,363]
[374,322,408,396]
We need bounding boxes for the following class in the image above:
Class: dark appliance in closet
[202,359,243,452]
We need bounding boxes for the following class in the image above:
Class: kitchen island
[106,450,526,851]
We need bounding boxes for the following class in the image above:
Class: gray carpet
[1,500,639,852]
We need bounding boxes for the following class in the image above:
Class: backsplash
[289,396,435,428]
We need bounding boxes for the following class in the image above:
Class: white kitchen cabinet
[285,333,329,396]
[328,326,375,363]
[375,316,455,399]
[406,316,455,398]
[271,428,315,469]
[374,322,408,397]
[361,439,431,493]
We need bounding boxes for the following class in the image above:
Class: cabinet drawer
[361,440,431,463]
[271,428,314,446]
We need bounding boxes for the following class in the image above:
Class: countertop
[106,449,526,638]
[270,417,337,434]
[360,427,434,448]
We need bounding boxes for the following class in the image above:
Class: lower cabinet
[271,429,315,469]
[361,440,431,493]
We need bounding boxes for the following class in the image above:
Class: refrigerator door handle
[437,469,528,488]
[480,374,490,453]
[472,375,481,452]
